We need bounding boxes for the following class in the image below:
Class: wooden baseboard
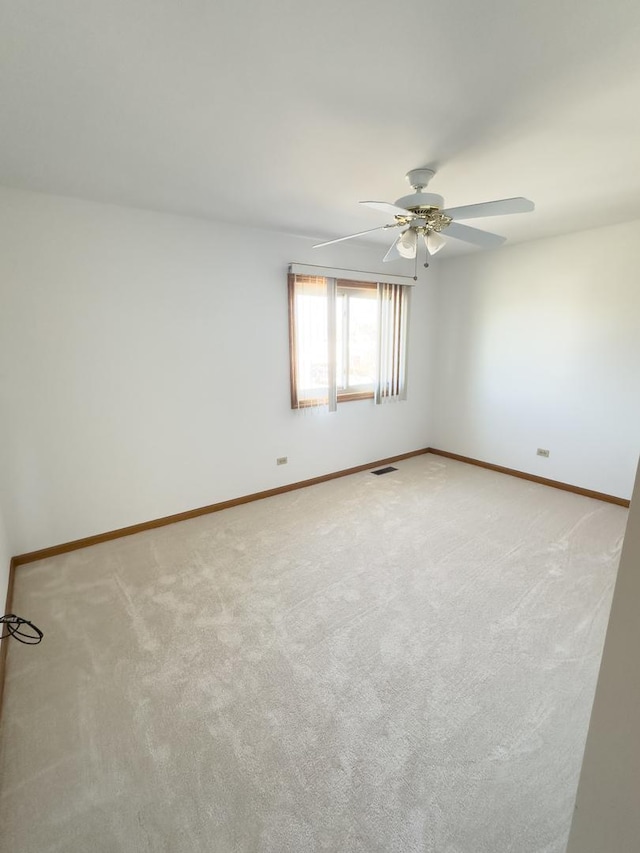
[12,448,430,568]
[427,448,630,507]
[0,557,18,725]
[10,445,629,569]
[3,449,425,721]
[1,446,629,720]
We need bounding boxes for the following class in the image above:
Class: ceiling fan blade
[445,222,506,249]
[313,224,395,249]
[441,197,534,220]
[360,200,416,219]
[383,235,403,262]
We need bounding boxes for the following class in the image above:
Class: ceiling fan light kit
[314,168,535,269]
[396,228,418,258]
[425,230,446,255]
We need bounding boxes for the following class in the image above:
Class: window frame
[288,270,410,410]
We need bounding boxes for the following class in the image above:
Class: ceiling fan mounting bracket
[405,168,436,191]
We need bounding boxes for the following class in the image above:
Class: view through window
[336,282,377,397]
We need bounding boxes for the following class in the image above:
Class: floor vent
[371,466,398,475]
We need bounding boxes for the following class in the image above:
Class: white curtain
[289,274,337,412]
[375,282,410,404]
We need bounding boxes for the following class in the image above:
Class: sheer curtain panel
[288,274,337,412]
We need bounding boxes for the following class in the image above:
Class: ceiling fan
[313,168,534,262]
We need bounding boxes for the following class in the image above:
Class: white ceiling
[2,0,640,254]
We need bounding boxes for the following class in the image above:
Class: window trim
[288,272,300,408]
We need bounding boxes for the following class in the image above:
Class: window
[336,281,377,400]
[288,273,410,411]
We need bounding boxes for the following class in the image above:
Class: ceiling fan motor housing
[394,191,445,213]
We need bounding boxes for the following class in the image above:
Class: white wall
[0,512,9,662]
[432,220,640,499]
[0,187,436,555]
[0,508,10,613]
[566,461,640,852]
[1,394,13,610]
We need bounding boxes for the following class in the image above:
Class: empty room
[1,1,639,852]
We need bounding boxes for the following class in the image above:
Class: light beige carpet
[0,456,628,852]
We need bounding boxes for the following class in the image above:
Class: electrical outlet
[276,456,288,465]
[537,448,550,458]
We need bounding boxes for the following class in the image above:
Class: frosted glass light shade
[396,229,418,258]
[425,231,446,255]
